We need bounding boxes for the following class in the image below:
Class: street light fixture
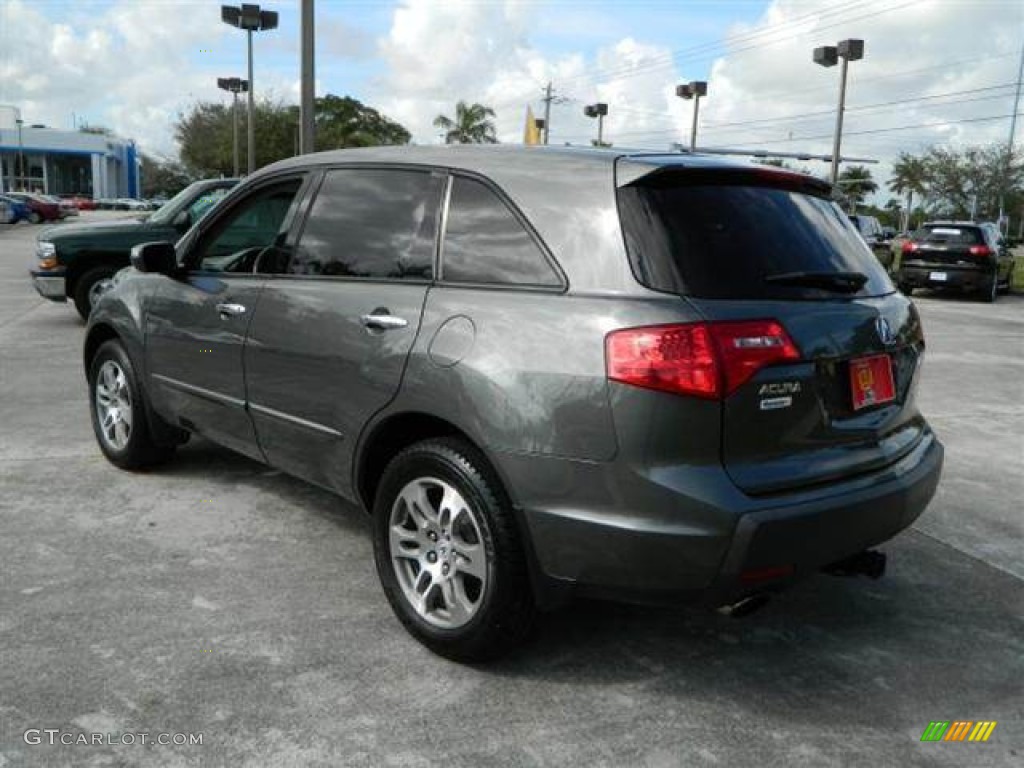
[583,103,608,146]
[217,77,249,177]
[813,38,864,185]
[221,4,279,175]
[676,80,707,151]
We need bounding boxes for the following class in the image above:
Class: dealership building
[0,106,140,198]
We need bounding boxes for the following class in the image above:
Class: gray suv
[84,146,943,661]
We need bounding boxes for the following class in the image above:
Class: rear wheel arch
[356,412,486,512]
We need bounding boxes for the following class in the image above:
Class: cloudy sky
[1,0,1021,195]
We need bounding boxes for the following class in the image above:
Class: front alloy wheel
[88,339,176,469]
[94,360,133,451]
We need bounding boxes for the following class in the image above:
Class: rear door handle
[360,313,408,330]
[216,302,247,318]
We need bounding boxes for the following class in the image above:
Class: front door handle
[216,302,247,318]
[360,312,408,331]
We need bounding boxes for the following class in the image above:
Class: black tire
[88,339,176,469]
[372,437,536,662]
[29,211,41,224]
[998,264,1013,294]
[979,272,998,303]
[73,265,117,320]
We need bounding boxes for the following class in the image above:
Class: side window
[288,169,443,279]
[442,177,561,287]
[191,180,302,273]
[186,187,230,223]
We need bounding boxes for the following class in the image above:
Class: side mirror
[130,241,177,275]
[172,210,190,230]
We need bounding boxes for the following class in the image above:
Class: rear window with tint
[913,226,983,245]
[617,170,894,300]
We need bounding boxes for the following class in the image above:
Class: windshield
[617,170,894,300]
[148,182,231,226]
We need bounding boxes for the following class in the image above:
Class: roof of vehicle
[921,220,981,227]
[253,145,821,294]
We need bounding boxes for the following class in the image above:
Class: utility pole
[299,0,315,154]
[541,82,553,145]
[999,38,1024,232]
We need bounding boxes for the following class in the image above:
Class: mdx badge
[758,381,800,410]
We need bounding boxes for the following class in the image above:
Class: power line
[579,83,1019,142]
[554,0,883,89]
[557,0,921,91]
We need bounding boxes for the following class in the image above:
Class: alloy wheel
[94,360,133,451]
[87,277,114,310]
[388,477,489,629]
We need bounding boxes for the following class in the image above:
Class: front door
[243,167,445,497]
[144,176,307,460]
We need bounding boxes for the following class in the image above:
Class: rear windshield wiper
[764,270,868,293]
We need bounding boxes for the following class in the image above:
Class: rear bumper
[509,431,943,606]
[30,271,67,302]
[898,264,992,291]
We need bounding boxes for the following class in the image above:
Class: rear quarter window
[617,169,893,300]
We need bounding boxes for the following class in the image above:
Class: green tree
[888,152,928,230]
[923,144,1023,221]
[315,95,410,149]
[175,94,411,177]
[140,154,192,198]
[433,101,498,144]
[837,165,878,211]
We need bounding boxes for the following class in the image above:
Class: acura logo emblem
[875,316,895,345]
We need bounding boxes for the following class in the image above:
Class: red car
[7,193,61,224]
[61,194,97,211]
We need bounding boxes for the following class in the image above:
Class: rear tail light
[606,320,800,399]
[968,245,992,257]
[901,241,918,254]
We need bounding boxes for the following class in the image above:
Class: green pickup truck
[31,178,237,319]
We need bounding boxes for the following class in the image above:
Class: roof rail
[671,143,878,164]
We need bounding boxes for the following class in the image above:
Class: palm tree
[433,101,498,144]
[888,152,928,231]
[838,165,878,212]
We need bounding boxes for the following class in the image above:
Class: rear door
[617,167,925,495]
[243,166,445,497]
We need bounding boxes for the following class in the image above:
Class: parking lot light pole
[584,103,608,146]
[676,81,708,151]
[217,77,249,177]
[221,4,279,175]
[814,39,864,185]
[15,118,24,190]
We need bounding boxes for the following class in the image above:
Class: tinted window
[912,226,983,245]
[192,180,302,273]
[442,176,561,287]
[617,171,893,299]
[288,169,442,279]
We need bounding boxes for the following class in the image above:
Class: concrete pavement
[0,214,1020,767]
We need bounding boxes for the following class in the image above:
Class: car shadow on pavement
[486,535,1022,726]
[142,437,1023,735]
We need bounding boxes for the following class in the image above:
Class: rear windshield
[617,170,894,300]
[912,226,983,245]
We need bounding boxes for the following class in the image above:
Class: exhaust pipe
[717,594,770,618]
[823,550,887,580]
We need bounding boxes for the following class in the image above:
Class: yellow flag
[524,106,541,145]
